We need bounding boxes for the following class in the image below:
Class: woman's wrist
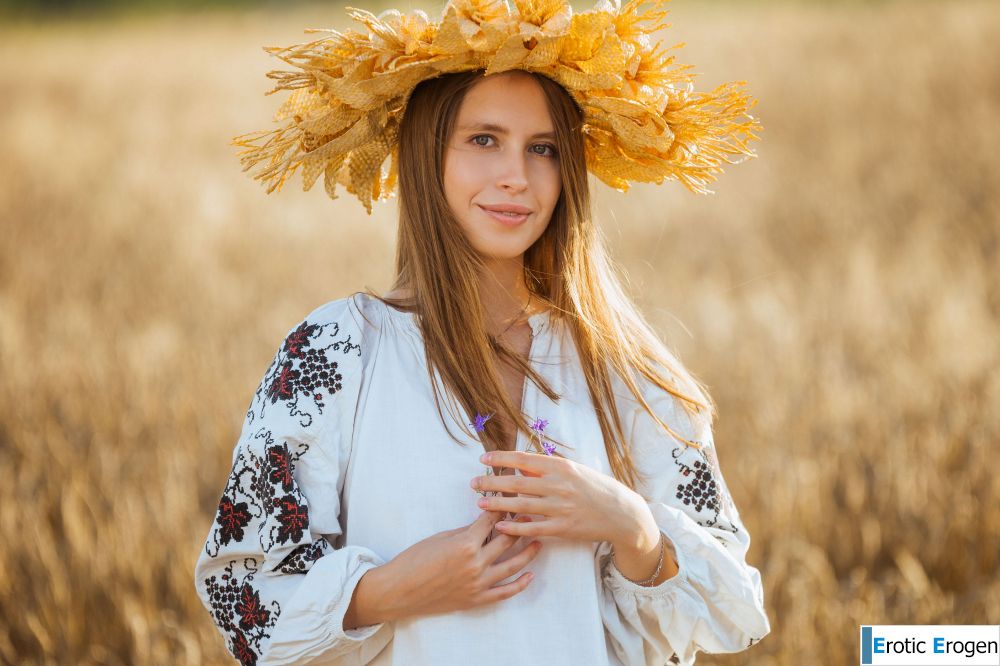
[344,563,403,631]
[610,518,679,586]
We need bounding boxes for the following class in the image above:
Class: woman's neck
[386,258,544,337]
[477,258,534,335]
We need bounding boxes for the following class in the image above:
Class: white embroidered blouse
[193,292,770,665]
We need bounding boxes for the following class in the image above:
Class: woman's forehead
[458,73,554,131]
[456,120,556,140]
[466,69,541,97]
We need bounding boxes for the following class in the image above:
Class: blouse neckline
[369,293,552,337]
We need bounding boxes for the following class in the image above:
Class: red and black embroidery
[216,497,252,545]
[202,431,336,662]
[231,629,257,666]
[276,541,329,574]
[203,558,278,666]
[283,320,317,358]
[206,432,317,556]
[251,318,361,429]
[199,310,359,664]
[673,441,739,535]
[266,445,294,492]
[275,494,310,544]
[236,582,272,633]
[675,456,719,513]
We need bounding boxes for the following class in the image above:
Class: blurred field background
[1,0,997,663]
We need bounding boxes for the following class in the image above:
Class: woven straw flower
[233,0,762,214]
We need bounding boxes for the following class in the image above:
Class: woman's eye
[469,135,557,158]
[533,143,558,157]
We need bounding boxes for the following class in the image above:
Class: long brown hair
[359,68,715,492]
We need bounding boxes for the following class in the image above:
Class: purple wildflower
[529,418,549,435]
[527,417,556,455]
[470,412,493,433]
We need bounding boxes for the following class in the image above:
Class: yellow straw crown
[233,0,762,214]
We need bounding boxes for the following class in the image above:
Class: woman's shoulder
[247,293,380,433]
[292,291,384,343]
[610,358,712,443]
[263,293,389,386]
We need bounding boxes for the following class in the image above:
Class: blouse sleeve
[597,377,771,666]
[193,297,394,666]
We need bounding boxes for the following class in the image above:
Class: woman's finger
[471,509,506,542]
[495,514,546,538]
[484,537,543,588]
[479,494,546,516]
[481,515,532,561]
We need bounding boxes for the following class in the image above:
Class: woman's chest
[340,329,614,560]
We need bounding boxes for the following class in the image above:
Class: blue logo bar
[858,625,1000,664]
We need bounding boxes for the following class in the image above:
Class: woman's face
[443,71,562,261]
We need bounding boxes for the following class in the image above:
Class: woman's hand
[370,510,543,624]
[470,451,657,547]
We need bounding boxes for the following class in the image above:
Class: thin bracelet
[613,532,666,586]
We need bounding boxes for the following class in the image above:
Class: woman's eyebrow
[458,121,556,139]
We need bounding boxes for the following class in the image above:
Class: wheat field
[0,0,997,663]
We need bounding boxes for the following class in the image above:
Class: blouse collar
[373,294,551,337]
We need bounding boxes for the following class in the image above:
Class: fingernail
[496,521,508,529]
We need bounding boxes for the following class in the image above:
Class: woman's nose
[496,150,529,191]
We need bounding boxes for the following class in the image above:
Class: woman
[196,3,769,665]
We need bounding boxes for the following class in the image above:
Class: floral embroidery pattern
[675,457,718,513]
[207,431,318,555]
[199,314,359,663]
[276,541,328,574]
[236,580,271,631]
[251,318,361,429]
[202,558,279,666]
[672,441,739,535]
[275,493,310,544]
[216,496,252,545]
[266,445,295,492]
[203,431,336,662]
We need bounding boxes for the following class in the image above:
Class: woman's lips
[479,205,530,226]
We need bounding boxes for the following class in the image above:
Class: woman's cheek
[451,153,488,190]
[530,160,561,191]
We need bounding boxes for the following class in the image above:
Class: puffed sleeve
[193,297,394,666]
[597,373,771,666]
